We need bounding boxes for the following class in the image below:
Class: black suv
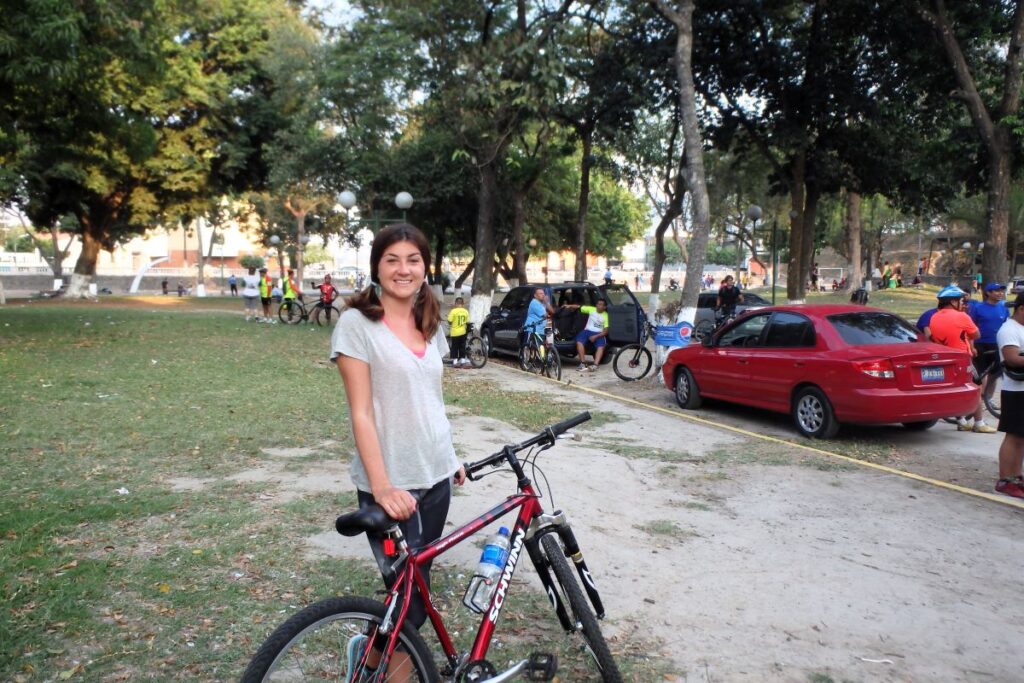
[481,282,646,359]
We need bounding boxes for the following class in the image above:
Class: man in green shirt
[564,298,610,372]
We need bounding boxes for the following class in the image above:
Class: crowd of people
[913,281,1024,498]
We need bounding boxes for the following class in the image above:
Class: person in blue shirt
[916,307,937,340]
[970,282,1009,371]
[522,287,553,338]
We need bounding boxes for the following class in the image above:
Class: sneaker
[972,423,997,434]
[956,421,974,431]
[345,633,370,683]
[587,364,598,372]
[577,363,587,371]
[995,478,1024,498]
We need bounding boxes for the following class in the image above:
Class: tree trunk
[573,129,594,281]
[845,190,863,291]
[433,231,445,286]
[470,161,499,324]
[295,212,306,285]
[195,217,206,287]
[984,136,1012,284]
[800,184,820,292]
[454,256,475,290]
[786,154,807,303]
[66,226,102,298]
[655,0,712,326]
[512,191,528,284]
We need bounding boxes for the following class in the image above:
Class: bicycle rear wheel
[313,303,341,327]
[612,344,652,381]
[519,343,542,373]
[278,300,305,325]
[984,372,1002,419]
[241,596,438,683]
[467,334,488,368]
[541,346,561,380]
[540,534,621,682]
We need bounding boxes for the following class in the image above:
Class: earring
[372,282,382,298]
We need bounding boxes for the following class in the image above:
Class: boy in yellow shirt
[447,297,471,367]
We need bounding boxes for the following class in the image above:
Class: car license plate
[921,366,945,383]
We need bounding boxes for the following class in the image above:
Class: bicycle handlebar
[463,411,592,481]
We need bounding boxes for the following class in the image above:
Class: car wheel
[902,419,938,431]
[674,367,702,410]
[792,386,839,439]
[484,329,496,357]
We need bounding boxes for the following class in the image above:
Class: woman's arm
[337,356,418,520]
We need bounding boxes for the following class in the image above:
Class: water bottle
[462,527,511,613]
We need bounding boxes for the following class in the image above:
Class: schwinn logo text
[488,529,525,623]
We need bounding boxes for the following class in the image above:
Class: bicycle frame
[368,458,605,676]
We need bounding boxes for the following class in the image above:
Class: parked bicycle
[612,319,656,381]
[241,412,621,682]
[464,322,488,369]
[278,297,341,326]
[519,324,562,380]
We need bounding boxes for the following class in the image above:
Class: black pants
[450,334,467,360]
[357,478,452,628]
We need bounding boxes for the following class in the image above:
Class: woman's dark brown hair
[346,223,441,339]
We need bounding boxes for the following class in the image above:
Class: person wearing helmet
[929,285,996,433]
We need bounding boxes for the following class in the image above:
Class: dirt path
[229,362,1023,681]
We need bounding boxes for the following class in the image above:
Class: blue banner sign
[654,321,694,347]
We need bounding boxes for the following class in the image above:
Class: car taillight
[854,359,895,379]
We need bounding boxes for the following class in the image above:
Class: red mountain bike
[241,412,621,682]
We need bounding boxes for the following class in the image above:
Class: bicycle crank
[468,652,558,683]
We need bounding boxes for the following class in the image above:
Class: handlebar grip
[548,411,591,437]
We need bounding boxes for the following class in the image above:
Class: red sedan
[661,304,979,438]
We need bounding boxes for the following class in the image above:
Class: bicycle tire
[983,372,1001,419]
[278,300,305,325]
[241,596,438,683]
[612,344,652,381]
[312,303,341,327]
[540,534,622,682]
[467,334,488,368]
[519,342,542,373]
[541,346,561,380]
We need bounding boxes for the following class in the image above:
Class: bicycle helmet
[937,284,966,300]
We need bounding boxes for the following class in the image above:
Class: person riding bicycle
[929,284,996,433]
[716,275,744,320]
[563,298,610,372]
[521,287,554,350]
[970,282,1009,379]
[330,224,466,679]
[317,273,339,305]
[283,269,302,303]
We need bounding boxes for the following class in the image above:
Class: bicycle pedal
[525,652,557,681]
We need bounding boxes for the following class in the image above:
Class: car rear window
[827,312,919,345]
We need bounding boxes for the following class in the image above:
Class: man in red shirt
[929,285,995,432]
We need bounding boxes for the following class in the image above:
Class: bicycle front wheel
[519,344,541,373]
[278,301,304,325]
[693,320,715,342]
[467,334,488,368]
[984,372,1002,419]
[313,303,341,327]
[540,534,621,682]
[612,344,652,381]
[241,596,438,683]
[541,346,561,380]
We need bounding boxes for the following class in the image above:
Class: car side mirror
[701,335,713,348]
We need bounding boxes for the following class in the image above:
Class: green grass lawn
[0,301,658,681]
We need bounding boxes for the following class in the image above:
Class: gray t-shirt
[330,307,458,492]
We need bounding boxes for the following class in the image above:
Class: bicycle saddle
[335,505,395,536]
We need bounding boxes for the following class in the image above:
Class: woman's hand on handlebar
[372,485,418,521]
[453,466,467,486]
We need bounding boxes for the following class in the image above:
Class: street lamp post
[337,190,415,272]
[269,233,283,284]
